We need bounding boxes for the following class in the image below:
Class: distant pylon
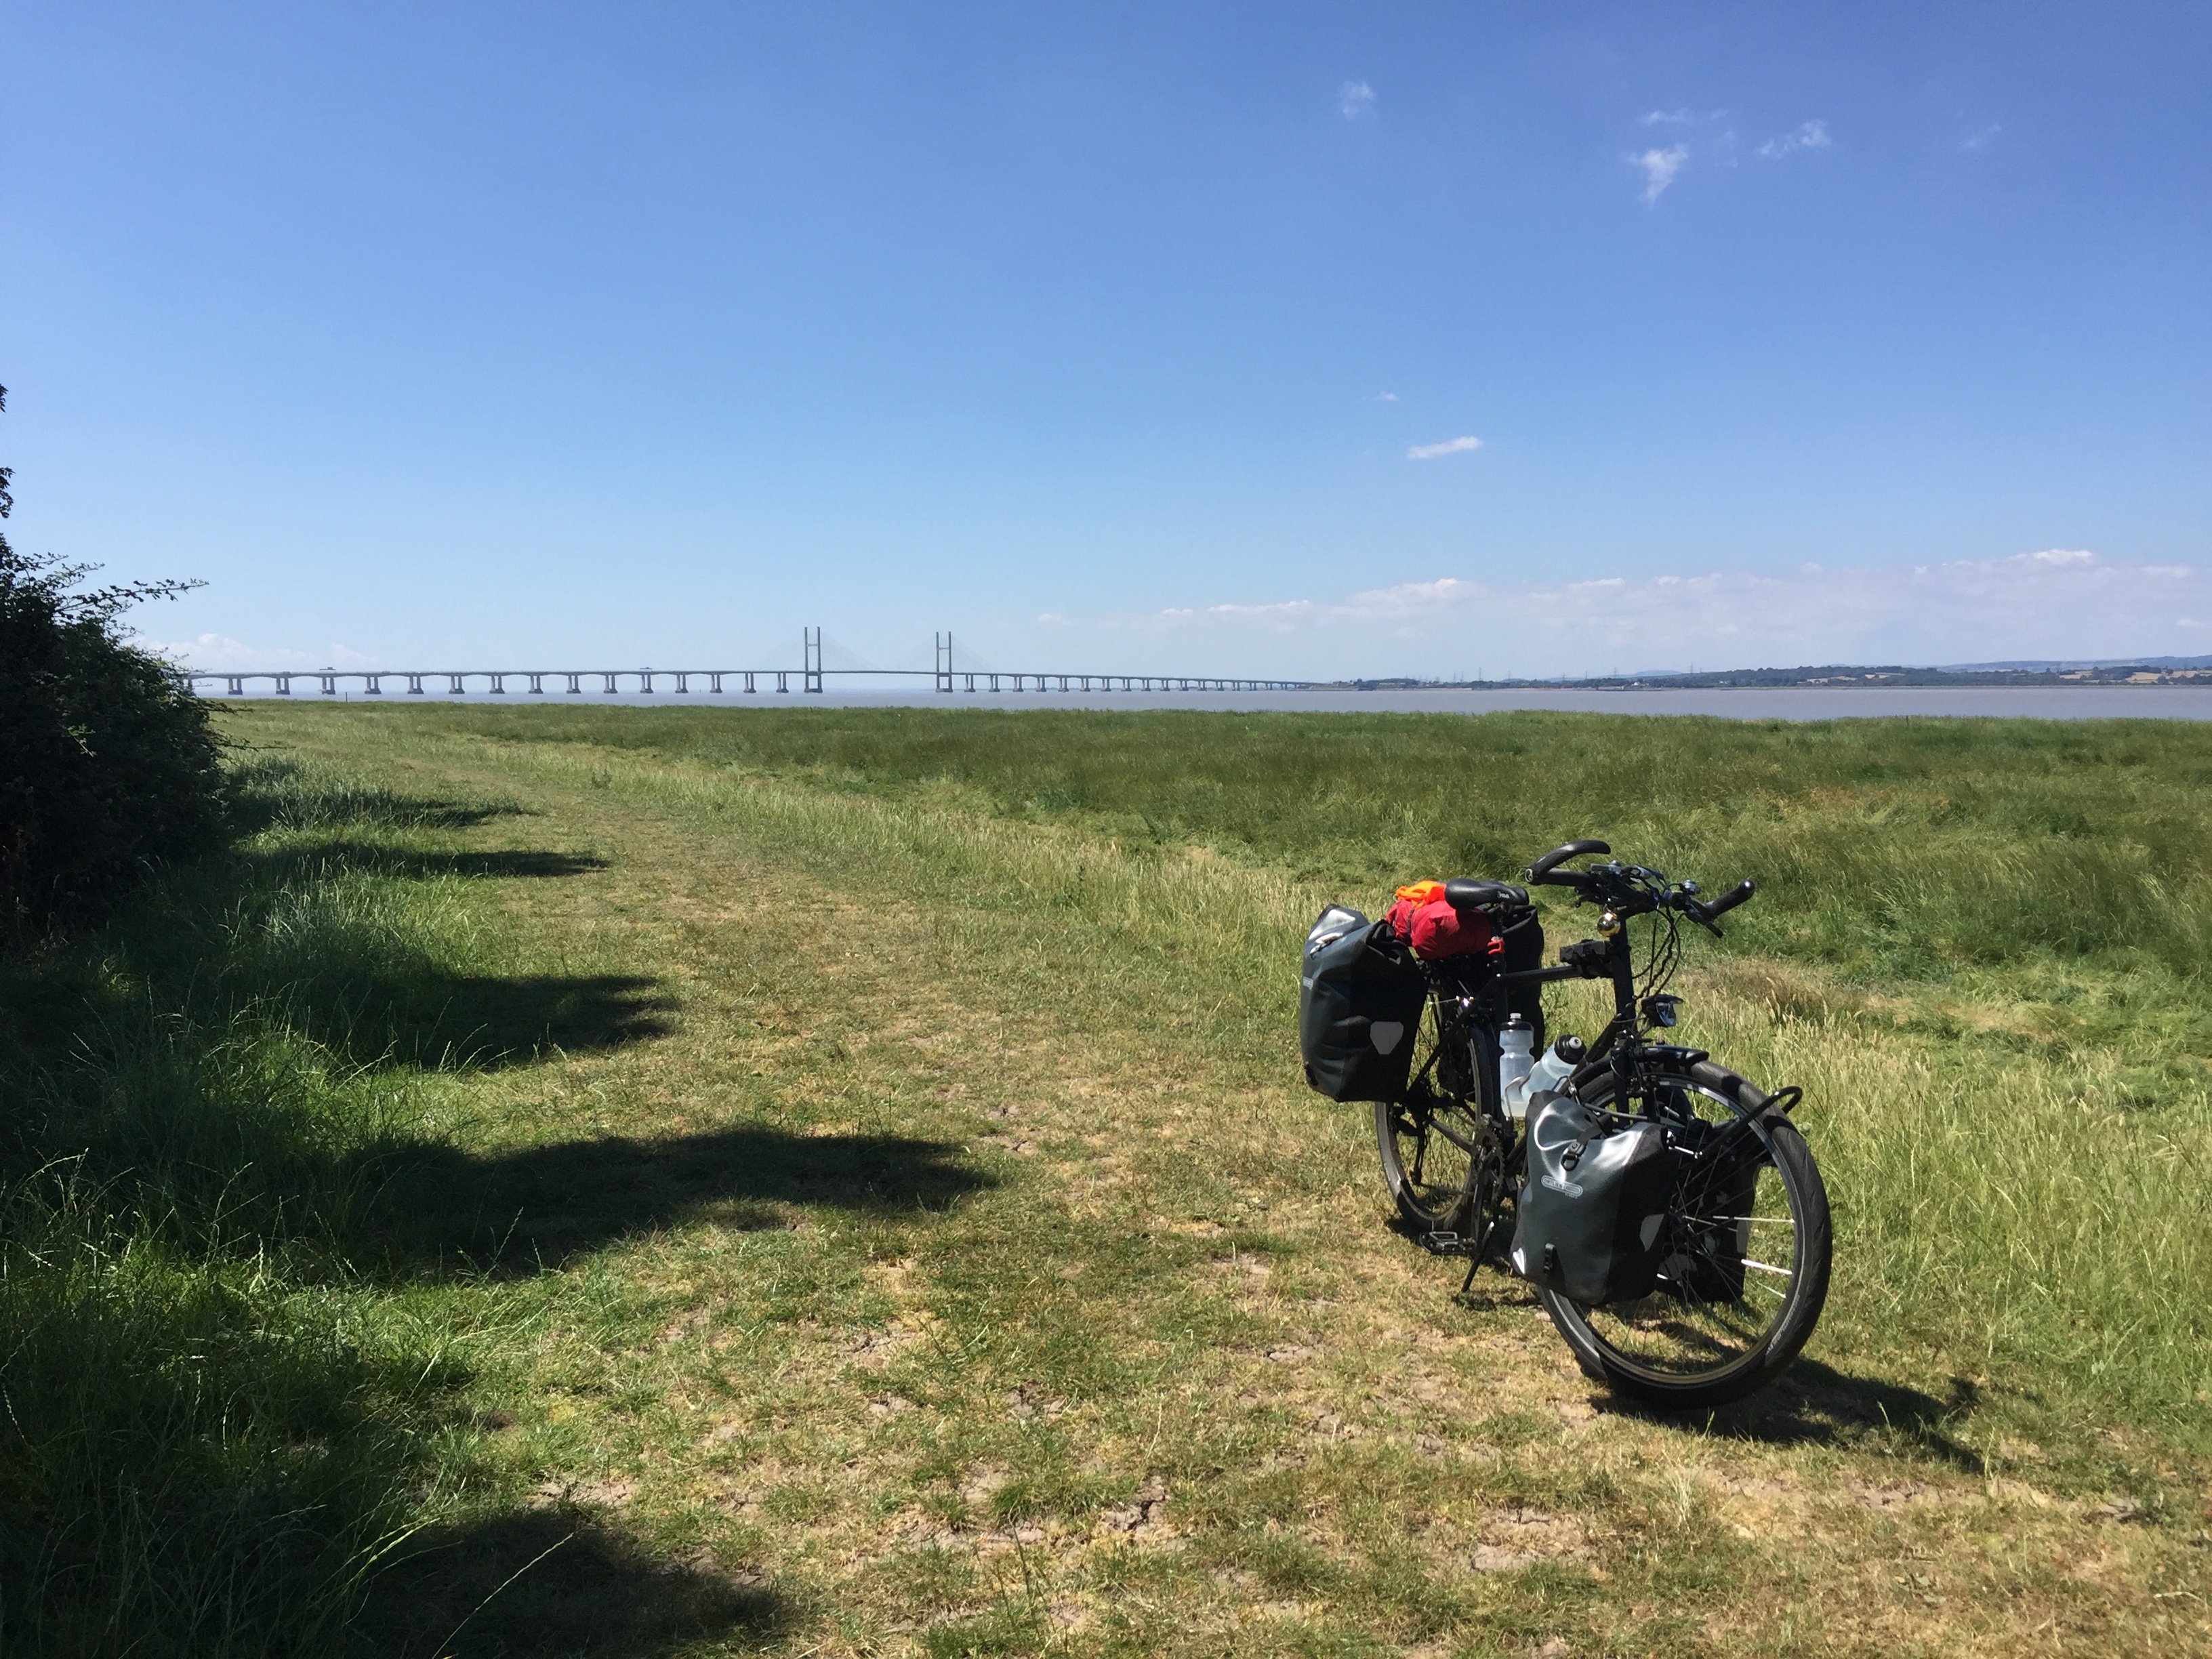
[935,632,954,693]
[803,627,823,694]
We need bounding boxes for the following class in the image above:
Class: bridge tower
[935,632,954,693]
[803,627,823,693]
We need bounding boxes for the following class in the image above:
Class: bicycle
[1374,840,1832,1408]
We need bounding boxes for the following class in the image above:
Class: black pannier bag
[1511,1092,1681,1305]
[1495,901,1547,1051]
[1298,905,1429,1101]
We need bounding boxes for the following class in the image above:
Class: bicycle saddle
[1443,878,1528,912]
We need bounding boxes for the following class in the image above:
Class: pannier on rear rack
[1297,906,1429,1101]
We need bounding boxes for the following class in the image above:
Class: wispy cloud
[1962,122,2001,151]
[1106,548,2211,678]
[1368,390,1399,403]
[1757,119,1830,158]
[1338,81,1374,119]
[1406,435,1483,460]
[1036,612,1070,627]
[1643,108,1725,127]
[1632,144,1689,203]
[136,632,386,671]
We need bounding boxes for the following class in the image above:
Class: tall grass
[0,760,489,1656]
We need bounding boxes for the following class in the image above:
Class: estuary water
[300,685,2212,720]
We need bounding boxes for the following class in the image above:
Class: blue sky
[6,2,2208,678]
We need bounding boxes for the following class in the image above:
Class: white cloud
[1368,390,1399,403]
[1036,612,1070,626]
[1109,548,2212,679]
[135,632,386,671]
[1633,144,1688,203]
[1757,119,1831,158]
[1406,435,1483,460]
[1963,122,2001,151]
[1643,108,1724,127]
[1338,81,1374,119]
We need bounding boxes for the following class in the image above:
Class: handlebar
[1525,839,1610,885]
[1675,878,1756,937]
[1701,879,1756,919]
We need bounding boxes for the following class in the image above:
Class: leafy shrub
[0,386,224,938]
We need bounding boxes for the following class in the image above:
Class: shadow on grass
[360,1509,795,1659]
[250,842,613,882]
[226,761,534,836]
[372,1124,994,1273]
[330,969,675,1069]
[1594,1356,1987,1472]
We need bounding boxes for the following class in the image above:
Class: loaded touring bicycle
[1298,840,1830,1408]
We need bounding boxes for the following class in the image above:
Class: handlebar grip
[1525,838,1611,884]
[1698,879,1756,920]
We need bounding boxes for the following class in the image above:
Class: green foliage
[0,762,480,1656]
[0,384,223,937]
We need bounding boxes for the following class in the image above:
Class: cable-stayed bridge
[186,631,1314,697]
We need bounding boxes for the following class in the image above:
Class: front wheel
[1537,1064,1831,1409]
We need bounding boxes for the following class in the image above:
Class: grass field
[4,702,2208,1657]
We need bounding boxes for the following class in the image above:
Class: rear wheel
[1376,1000,1494,1235]
[1537,1063,1830,1408]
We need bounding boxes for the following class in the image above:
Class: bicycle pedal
[1416,1231,1477,1257]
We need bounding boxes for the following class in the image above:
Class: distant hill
[1340,657,2212,691]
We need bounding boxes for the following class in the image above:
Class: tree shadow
[358,1508,795,1659]
[340,970,675,1069]
[248,842,612,882]
[225,758,532,836]
[368,1124,994,1273]
[1593,1356,1988,1473]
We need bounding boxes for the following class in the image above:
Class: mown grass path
[216,708,2211,1657]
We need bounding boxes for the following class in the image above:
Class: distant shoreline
[214,685,2212,720]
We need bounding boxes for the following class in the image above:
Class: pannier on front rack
[1510,1092,1679,1305]
[1297,905,1429,1102]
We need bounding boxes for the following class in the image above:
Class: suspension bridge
[185,632,1315,698]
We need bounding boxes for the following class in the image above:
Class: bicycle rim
[1376,1000,1483,1230]
[1552,1076,1816,1391]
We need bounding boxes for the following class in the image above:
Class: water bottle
[1496,1015,1535,1118]
[1504,1031,1585,1120]
[1524,1033,1586,1102]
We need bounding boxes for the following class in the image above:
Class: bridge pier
[639,671,654,693]
[319,673,339,695]
[365,674,383,695]
[674,672,690,693]
[744,672,757,693]
[565,674,581,693]
[225,676,245,696]
[408,674,425,695]
[527,673,544,694]
[489,674,507,694]
[776,672,790,693]
[709,672,724,693]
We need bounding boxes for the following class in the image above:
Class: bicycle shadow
[1592,1357,1987,1473]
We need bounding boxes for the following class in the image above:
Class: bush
[0,386,224,938]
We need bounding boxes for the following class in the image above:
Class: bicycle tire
[1375,998,1494,1234]
[1537,1062,1831,1409]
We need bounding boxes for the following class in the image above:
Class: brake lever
[1672,889,1724,938]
